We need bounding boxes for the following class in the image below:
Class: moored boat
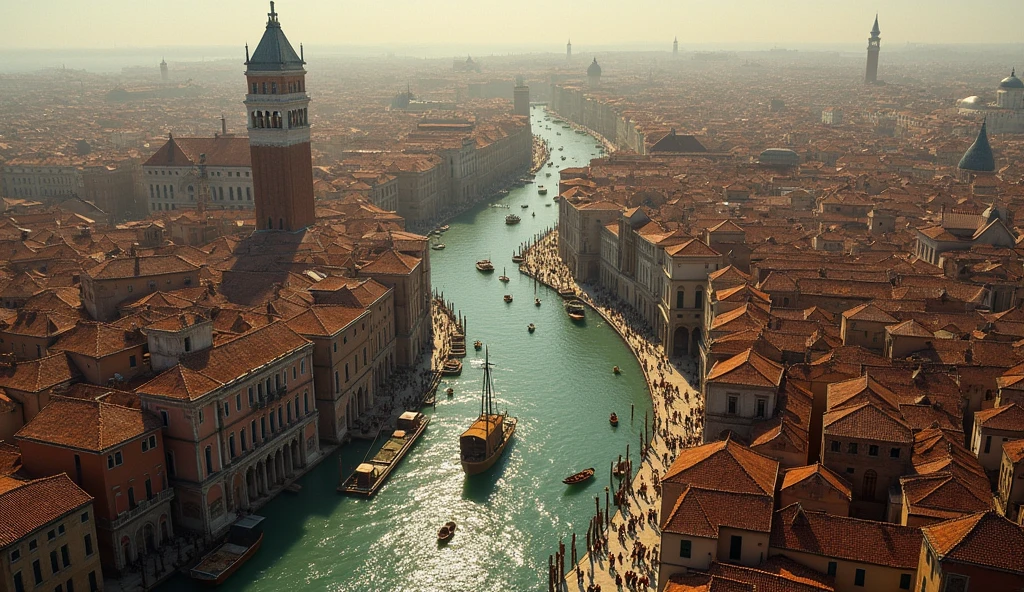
[441,359,463,376]
[512,253,525,264]
[566,299,586,321]
[460,348,517,475]
[431,243,446,250]
[563,468,595,485]
[190,516,265,585]
[338,411,431,496]
[476,259,495,272]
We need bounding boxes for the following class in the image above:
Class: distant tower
[513,75,530,120]
[160,58,168,83]
[244,1,315,232]
[566,39,572,61]
[865,14,880,84]
[673,37,678,57]
[587,58,602,87]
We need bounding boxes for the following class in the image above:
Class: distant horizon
[1,40,1022,74]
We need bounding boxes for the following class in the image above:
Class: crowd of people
[522,231,708,591]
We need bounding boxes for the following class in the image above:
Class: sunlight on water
[161,108,649,592]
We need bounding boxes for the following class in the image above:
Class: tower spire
[865,14,881,84]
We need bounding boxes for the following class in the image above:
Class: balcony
[105,488,175,530]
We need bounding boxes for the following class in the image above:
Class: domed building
[587,58,602,87]
[958,69,1024,133]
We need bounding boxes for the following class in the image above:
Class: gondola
[610,413,619,427]
[563,468,595,485]
[437,522,456,543]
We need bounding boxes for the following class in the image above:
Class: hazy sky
[3,0,1024,50]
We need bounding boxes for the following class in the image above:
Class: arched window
[676,288,685,309]
[862,469,877,500]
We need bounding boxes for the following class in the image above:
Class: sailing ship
[460,348,517,475]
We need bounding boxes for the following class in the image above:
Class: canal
[162,107,653,592]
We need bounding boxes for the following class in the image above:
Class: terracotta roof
[143,136,251,168]
[826,374,900,412]
[16,395,160,452]
[842,303,898,324]
[136,321,310,401]
[662,486,774,537]
[665,239,721,258]
[706,349,783,388]
[974,403,1024,432]
[1005,439,1024,463]
[51,322,146,358]
[823,402,914,444]
[0,353,77,393]
[901,472,991,520]
[922,511,1024,574]
[771,504,922,569]
[663,438,779,496]
[0,443,21,477]
[0,474,93,549]
[666,558,837,592]
[886,319,934,338]
[359,249,420,275]
[780,463,852,500]
[286,305,367,337]
[86,255,199,280]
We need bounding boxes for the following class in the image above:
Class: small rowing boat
[528,323,535,333]
[473,340,482,350]
[613,366,621,375]
[504,294,513,303]
[610,413,619,427]
[563,468,595,485]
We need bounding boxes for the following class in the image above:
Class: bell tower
[865,14,880,84]
[244,1,315,232]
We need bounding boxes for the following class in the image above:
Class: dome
[999,69,1024,90]
[588,58,602,77]
[958,121,995,173]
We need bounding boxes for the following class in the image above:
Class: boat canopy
[461,414,504,444]
[233,515,265,531]
[393,430,407,439]
[399,411,419,422]
[355,463,376,474]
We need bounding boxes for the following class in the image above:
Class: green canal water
[163,108,652,592]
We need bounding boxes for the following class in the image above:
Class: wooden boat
[538,186,548,195]
[476,259,494,272]
[534,298,541,307]
[528,324,536,333]
[446,387,454,397]
[504,294,513,303]
[190,515,265,585]
[505,214,521,225]
[613,366,621,375]
[441,359,463,376]
[437,523,454,543]
[520,204,529,209]
[461,348,518,475]
[558,287,576,299]
[499,267,510,282]
[431,243,446,250]
[610,413,619,427]
[438,225,450,232]
[511,253,525,264]
[566,299,586,321]
[612,460,631,478]
[338,412,431,496]
[473,340,482,350]
[563,468,595,485]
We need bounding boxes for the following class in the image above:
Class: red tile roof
[16,395,161,452]
[0,353,77,393]
[922,511,1024,575]
[662,486,774,537]
[0,474,92,549]
[663,438,779,496]
[51,321,146,358]
[706,348,783,388]
[780,463,852,500]
[974,403,1024,432]
[771,503,922,569]
[143,135,251,168]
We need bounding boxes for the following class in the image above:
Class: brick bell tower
[244,1,315,232]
